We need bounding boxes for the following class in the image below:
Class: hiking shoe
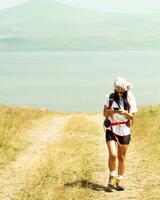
[116,178,125,191]
[105,175,117,192]
[106,184,113,192]
[108,175,117,186]
[108,175,117,187]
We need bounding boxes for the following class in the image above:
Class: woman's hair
[114,90,130,111]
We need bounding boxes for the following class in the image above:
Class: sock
[117,175,123,180]
[110,171,117,177]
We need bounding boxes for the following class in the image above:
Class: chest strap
[110,121,127,126]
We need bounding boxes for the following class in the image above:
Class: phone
[113,108,119,110]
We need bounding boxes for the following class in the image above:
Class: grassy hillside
[11,105,160,200]
[0,105,53,166]
[132,105,160,199]
[0,105,159,199]
[14,114,103,200]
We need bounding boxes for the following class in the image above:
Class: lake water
[0,51,159,112]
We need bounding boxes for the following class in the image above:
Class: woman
[103,77,137,191]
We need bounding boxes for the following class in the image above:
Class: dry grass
[132,105,160,200]
[14,114,104,200]
[1,105,160,200]
[15,106,160,200]
[0,105,53,167]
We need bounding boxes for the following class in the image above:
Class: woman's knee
[118,154,126,162]
[109,153,117,160]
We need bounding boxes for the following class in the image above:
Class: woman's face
[115,86,126,98]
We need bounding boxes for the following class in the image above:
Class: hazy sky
[0,0,160,13]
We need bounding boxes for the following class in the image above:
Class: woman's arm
[103,105,118,118]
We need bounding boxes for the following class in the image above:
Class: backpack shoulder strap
[108,93,115,109]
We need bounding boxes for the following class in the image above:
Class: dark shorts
[105,129,131,145]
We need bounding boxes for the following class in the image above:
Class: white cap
[114,77,132,91]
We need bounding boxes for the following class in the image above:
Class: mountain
[0,0,160,50]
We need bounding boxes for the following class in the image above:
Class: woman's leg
[107,140,118,172]
[116,144,129,190]
[106,140,118,190]
[117,144,128,176]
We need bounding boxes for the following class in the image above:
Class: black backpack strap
[108,93,121,109]
[104,93,114,128]
[108,93,115,109]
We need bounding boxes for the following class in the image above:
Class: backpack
[103,93,132,128]
[103,93,115,128]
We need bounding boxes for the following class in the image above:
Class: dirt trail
[89,114,143,200]
[0,115,71,200]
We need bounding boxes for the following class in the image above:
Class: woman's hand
[103,106,119,118]
[117,109,128,115]
[117,109,133,120]
[107,109,115,115]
